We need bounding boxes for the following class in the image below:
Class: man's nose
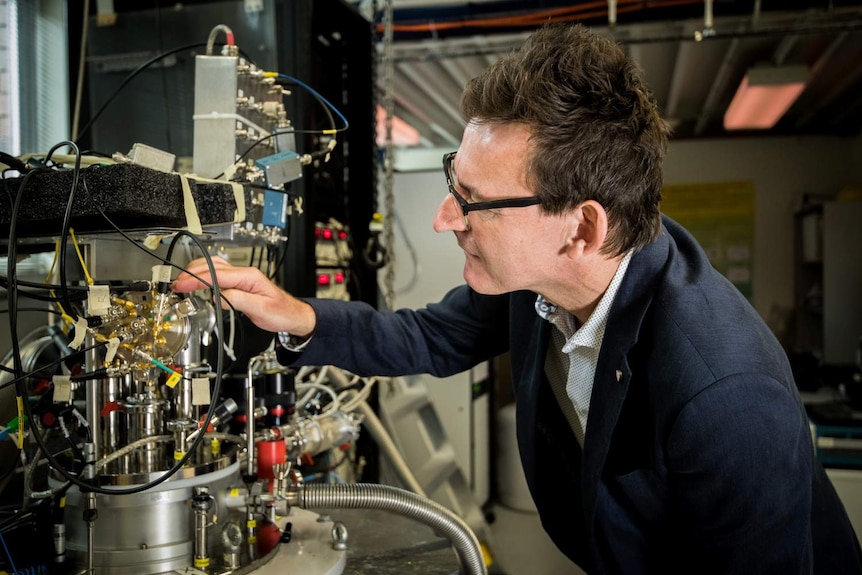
[433,194,468,233]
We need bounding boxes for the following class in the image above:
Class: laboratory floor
[486,503,586,575]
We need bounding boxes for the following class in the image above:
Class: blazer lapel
[580,227,671,535]
[581,350,633,527]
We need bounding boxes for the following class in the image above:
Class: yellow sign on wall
[661,181,755,298]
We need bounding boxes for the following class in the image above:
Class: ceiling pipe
[386,17,862,63]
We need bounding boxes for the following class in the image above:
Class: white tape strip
[53,376,72,403]
[69,316,88,350]
[179,173,203,234]
[230,182,246,222]
[105,337,120,363]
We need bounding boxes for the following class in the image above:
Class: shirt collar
[535,250,633,352]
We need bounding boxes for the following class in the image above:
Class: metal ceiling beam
[665,40,693,121]
[389,66,464,143]
[794,32,851,128]
[437,57,474,92]
[396,61,465,127]
[693,37,741,135]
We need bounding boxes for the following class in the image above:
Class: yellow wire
[46,239,60,282]
[15,396,23,449]
[46,240,74,326]
[69,228,94,285]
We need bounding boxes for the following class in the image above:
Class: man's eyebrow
[458,178,487,202]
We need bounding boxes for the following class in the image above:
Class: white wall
[663,135,860,318]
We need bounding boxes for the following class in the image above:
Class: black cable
[13,237,225,496]
[8,164,48,393]
[219,132,283,178]
[0,342,106,393]
[0,279,89,291]
[74,42,202,144]
[0,510,34,534]
[2,308,64,316]
[75,43,192,144]
[0,285,86,304]
[92,204,231,308]
[0,277,147,294]
[75,42,255,144]
[45,141,83,321]
[93,201,245,372]
[243,181,299,199]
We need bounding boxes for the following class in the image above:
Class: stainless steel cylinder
[120,398,167,472]
[64,462,239,575]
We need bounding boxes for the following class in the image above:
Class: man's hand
[172,257,316,337]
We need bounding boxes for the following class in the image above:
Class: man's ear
[563,200,609,259]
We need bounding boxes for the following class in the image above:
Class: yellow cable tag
[174,450,185,461]
[166,371,182,388]
[194,557,211,568]
[247,519,257,529]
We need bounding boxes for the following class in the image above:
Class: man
[174,23,862,574]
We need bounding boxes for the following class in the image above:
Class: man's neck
[540,254,623,326]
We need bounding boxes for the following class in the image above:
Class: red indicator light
[334,272,345,284]
[317,273,331,286]
[314,228,321,237]
[338,230,348,240]
[322,228,333,240]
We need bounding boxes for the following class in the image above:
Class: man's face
[433,122,570,295]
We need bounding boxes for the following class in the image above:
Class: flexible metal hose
[295,483,487,575]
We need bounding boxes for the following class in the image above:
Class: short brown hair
[460,24,669,256]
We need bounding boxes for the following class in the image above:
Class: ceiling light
[723,65,809,130]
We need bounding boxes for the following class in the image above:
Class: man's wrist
[277,331,312,351]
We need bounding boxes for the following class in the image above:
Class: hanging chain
[381,0,396,310]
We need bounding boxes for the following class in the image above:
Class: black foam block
[0,163,248,238]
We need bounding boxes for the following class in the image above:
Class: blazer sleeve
[666,373,814,573]
[277,285,511,377]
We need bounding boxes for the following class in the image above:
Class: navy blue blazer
[283,217,862,574]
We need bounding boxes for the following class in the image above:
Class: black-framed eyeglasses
[443,152,541,216]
